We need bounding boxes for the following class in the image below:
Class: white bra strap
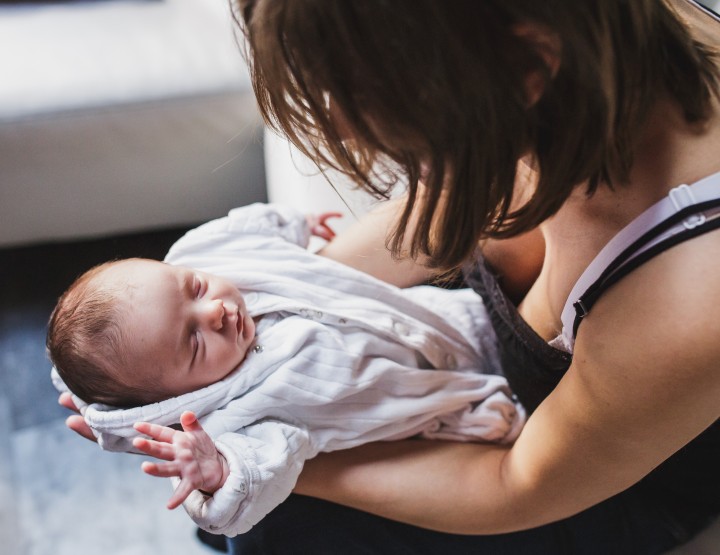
[687,0,720,21]
[559,170,720,351]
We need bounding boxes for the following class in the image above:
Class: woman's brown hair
[235,0,719,270]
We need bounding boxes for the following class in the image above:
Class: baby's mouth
[236,310,244,339]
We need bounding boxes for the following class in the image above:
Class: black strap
[572,200,720,338]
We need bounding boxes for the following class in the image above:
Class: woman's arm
[318,197,437,287]
[296,239,720,533]
[319,194,545,296]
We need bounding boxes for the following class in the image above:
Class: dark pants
[226,490,705,555]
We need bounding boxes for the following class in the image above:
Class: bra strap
[687,0,720,21]
[559,171,720,351]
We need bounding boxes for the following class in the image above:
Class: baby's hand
[133,411,229,510]
[306,212,342,241]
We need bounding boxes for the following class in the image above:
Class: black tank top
[463,173,720,515]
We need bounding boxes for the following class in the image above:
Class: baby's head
[47,258,256,407]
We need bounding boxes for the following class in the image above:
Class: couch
[0,0,266,248]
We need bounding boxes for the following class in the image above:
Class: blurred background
[0,0,718,554]
[0,0,372,553]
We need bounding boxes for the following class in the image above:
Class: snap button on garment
[299,308,323,320]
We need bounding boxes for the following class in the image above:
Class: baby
[48,203,524,536]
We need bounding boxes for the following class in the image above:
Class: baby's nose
[200,299,225,331]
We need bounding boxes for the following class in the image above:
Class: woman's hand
[58,391,97,442]
[133,411,230,510]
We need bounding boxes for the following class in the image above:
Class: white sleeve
[50,365,141,453]
[225,203,311,247]
[165,203,311,266]
[180,420,316,537]
[420,390,526,445]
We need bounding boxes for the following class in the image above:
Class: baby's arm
[137,410,316,536]
[133,411,229,510]
[188,420,315,536]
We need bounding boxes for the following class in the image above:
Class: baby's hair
[47,259,162,407]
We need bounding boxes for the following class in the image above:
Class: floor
[0,229,219,555]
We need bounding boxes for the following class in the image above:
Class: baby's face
[101,259,256,398]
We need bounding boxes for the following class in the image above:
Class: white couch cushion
[0,0,249,120]
[0,0,266,247]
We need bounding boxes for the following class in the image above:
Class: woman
[63,1,720,553]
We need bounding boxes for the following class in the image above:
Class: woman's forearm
[294,439,545,535]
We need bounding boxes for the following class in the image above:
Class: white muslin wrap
[52,203,525,535]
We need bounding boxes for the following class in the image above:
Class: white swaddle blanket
[51,203,525,536]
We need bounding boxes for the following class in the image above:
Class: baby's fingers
[311,225,335,241]
[179,411,203,434]
[134,421,176,444]
[318,212,343,225]
[133,437,177,461]
[166,479,196,510]
[141,460,180,479]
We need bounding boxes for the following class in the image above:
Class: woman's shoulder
[679,0,720,49]
[575,226,720,383]
[529,232,720,523]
